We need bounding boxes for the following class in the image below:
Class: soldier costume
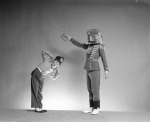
[61,29,109,115]
[31,50,64,113]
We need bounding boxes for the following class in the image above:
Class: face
[89,35,99,41]
[51,60,60,69]
[88,33,102,44]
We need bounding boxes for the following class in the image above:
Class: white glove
[105,71,109,79]
[61,33,72,41]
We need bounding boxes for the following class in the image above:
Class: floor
[0,109,150,122]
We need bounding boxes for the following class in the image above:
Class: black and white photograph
[0,0,150,121]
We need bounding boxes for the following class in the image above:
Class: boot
[91,101,100,115]
[82,100,94,113]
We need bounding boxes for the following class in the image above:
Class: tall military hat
[87,29,101,36]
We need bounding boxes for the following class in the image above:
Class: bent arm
[42,50,54,62]
[50,68,59,80]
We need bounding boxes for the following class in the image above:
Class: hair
[54,56,64,65]
[87,29,101,36]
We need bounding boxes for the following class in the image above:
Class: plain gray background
[0,0,150,112]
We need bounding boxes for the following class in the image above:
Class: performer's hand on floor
[61,33,71,41]
[105,71,109,79]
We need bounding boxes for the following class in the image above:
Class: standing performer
[31,50,64,113]
[61,29,109,115]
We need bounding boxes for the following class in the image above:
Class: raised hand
[61,33,71,41]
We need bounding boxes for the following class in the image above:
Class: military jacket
[70,38,109,71]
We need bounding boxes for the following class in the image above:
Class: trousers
[86,70,100,101]
[31,68,44,108]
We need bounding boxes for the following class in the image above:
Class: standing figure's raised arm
[61,33,88,50]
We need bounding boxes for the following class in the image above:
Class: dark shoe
[35,110,45,113]
[42,109,47,112]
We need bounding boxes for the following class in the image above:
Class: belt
[87,59,98,61]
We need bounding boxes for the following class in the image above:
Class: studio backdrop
[0,0,150,112]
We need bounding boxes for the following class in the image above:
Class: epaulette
[99,44,105,50]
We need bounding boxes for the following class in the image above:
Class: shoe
[35,110,45,113]
[91,109,99,115]
[82,107,93,114]
[42,109,47,112]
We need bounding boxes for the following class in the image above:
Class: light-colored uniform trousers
[86,70,100,101]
